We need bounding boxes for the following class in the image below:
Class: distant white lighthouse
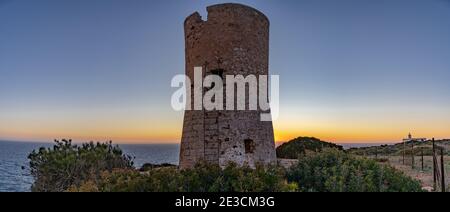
[403,133,427,142]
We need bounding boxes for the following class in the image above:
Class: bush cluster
[29,141,424,192]
[277,137,343,159]
[69,162,297,192]
[28,140,133,192]
[286,149,423,192]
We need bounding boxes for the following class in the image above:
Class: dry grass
[369,155,450,191]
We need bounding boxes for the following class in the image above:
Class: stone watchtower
[179,3,276,169]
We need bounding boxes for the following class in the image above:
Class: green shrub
[139,163,177,172]
[277,137,343,159]
[373,158,389,163]
[29,139,133,192]
[71,162,298,192]
[286,149,423,192]
[30,141,424,193]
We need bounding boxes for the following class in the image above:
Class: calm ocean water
[0,141,179,192]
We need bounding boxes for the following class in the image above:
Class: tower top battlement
[185,3,269,27]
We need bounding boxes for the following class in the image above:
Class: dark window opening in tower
[211,69,225,79]
[244,139,255,154]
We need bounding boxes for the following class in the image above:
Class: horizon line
[3,138,445,145]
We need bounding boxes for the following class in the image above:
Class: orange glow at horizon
[2,105,450,144]
[3,122,450,145]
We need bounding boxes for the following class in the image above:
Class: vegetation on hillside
[28,139,133,192]
[69,162,297,192]
[286,149,423,192]
[348,140,450,157]
[139,163,177,172]
[276,137,344,159]
[29,139,424,192]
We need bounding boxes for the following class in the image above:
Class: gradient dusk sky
[1,0,450,144]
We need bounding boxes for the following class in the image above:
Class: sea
[0,140,179,192]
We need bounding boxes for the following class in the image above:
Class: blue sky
[1,0,450,143]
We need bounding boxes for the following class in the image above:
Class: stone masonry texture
[179,3,277,169]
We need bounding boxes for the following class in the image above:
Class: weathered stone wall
[179,3,277,169]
